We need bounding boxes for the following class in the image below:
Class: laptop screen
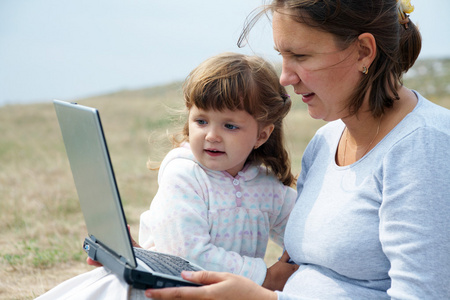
[54,100,137,268]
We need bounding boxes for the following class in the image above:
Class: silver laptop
[53,99,202,289]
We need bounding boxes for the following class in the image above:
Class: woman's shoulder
[313,120,345,141]
[411,91,450,130]
[303,120,344,157]
[377,92,450,161]
[389,92,450,144]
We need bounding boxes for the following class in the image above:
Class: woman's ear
[358,33,377,69]
[255,124,275,149]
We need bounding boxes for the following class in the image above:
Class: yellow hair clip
[397,0,414,28]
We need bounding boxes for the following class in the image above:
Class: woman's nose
[279,60,300,87]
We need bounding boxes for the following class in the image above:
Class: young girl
[35,52,297,299]
[139,52,297,286]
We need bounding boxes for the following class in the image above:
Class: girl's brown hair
[240,0,422,117]
[174,52,295,186]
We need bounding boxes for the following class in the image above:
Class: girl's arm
[268,186,296,247]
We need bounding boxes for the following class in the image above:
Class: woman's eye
[225,124,238,130]
[293,54,305,59]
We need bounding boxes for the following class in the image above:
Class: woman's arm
[262,251,299,291]
[145,271,278,300]
[380,128,450,299]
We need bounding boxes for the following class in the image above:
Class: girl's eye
[225,124,238,130]
[196,119,207,125]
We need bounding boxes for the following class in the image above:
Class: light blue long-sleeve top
[278,92,450,299]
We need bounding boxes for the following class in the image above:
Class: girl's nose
[205,128,221,143]
[279,60,300,87]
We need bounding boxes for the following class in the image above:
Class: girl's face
[188,105,272,177]
[272,10,361,121]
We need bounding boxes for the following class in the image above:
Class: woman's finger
[145,271,225,299]
[127,224,142,248]
[86,257,103,267]
[145,271,276,300]
[181,270,224,284]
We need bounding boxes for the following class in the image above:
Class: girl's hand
[145,271,278,300]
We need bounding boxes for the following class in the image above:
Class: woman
[146,0,450,299]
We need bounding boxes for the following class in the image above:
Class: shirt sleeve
[269,186,297,247]
[139,157,268,285]
[379,127,450,299]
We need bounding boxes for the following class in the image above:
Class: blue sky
[1,0,449,106]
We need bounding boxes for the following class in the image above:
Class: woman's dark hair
[239,0,422,117]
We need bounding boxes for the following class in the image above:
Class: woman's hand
[145,271,278,300]
[128,224,142,248]
[262,251,299,291]
[86,257,103,267]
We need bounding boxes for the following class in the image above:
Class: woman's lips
[301,92,315,103]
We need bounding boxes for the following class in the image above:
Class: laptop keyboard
[134,248,201,277]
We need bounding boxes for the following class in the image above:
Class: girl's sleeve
[269,186,297,247]
[139,157,268,285]
[379,127,450,299]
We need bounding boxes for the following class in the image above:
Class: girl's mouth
[205,149,225,156]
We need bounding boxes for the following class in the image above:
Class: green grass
[1,58,449,299]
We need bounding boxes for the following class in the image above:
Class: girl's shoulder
[249,164,294,192]
[163,144,196,163]
[157,144,200,181]
[159,144,223,181]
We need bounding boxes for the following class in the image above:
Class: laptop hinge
[83,236,98,261]
[119,255,129,265]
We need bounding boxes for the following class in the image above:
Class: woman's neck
[337,86,417,166]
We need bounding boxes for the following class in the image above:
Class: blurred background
[0,1,449,299]
[1,0,449,106]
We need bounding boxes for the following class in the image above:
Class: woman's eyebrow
[274,46,296,56]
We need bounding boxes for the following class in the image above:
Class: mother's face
[272,10,362,121]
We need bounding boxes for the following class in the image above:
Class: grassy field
[1,58,449,299]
